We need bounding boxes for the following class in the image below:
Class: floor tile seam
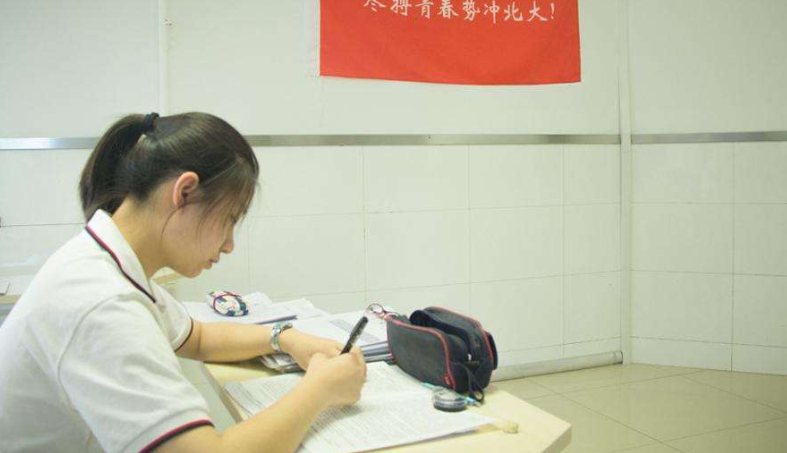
[557,373,784,406]
[658,414,787,445]
[544,370,713,396]
[555,375,787,440]
[562,385,781,447]
[680,374,787,414]
[521,379,560,397]
[659,441,690,453]
[554,393,663,445]
[561,386,787,448]
[605,441,673,453]
[493,381,557,400]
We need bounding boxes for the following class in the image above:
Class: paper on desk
[0,275,34,296]
[225,363,496,453]
[184,293,326,325]
[259,311,391,372]
[292,311,388,348]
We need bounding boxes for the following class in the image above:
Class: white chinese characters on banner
[484,0,500,24]
[527,0,548,22]
[504,1,524,21]
[462,1,480,21]
[439,0,459,19]
[391,0,413,16]
[362,0,557,25]
[417,0,434,18]
[364,0,387,12]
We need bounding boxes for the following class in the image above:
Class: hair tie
[141,112,159,134]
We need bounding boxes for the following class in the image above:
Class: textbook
[225,362,496,453]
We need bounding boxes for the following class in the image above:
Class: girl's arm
[158,349,366,453]
[176,320,344,369]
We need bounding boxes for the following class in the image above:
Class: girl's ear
[172,172,200,208]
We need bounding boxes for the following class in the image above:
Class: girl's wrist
[299,371,332,409]
[277,328,299,355]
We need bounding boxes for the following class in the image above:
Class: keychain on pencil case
[433,388,468,412]
[423,382,479,412]
[207,291,248,317]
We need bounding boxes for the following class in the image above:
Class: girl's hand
[302,348,367,407]
[278,329,344,370]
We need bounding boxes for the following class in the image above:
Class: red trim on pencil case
[428,306,495,364]
[388,318,456,389]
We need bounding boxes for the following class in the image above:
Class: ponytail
[79,114,149,219]
[78,112,258,226]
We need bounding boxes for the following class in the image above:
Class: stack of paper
[261,311,393,372]
[183,292,327,325]
[225,362,496,453]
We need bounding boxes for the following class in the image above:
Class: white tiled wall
[0,144,621,367]
[175,144,623,366]
[0,150,90,295]
[0,149,90,227]
[631,141,787,374]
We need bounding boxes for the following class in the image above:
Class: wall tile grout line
[561,144,567,353]
[731,142,737,370]
[235,201,623,220]
[631,269,787,278]
[244,221,251,297]
[630,335,787,350]
[361,146,368,304]
[467,145,473,317]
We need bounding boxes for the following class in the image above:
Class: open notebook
[224,362,496,453]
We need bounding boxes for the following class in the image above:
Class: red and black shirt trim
[85,226,157,304]
[138,419,214,453]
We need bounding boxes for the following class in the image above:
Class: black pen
[341,315,369,354]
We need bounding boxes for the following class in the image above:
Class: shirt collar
[85,209,156,302]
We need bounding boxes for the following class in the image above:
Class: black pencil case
[386,307,498,400]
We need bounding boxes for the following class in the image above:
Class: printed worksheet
[225,363,495,453]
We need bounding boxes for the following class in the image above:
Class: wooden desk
[204,361,571,453]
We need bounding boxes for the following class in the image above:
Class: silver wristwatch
[270,321,294,353]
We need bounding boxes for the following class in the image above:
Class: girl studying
[0,112,367,453]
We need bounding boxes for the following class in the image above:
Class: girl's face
[157,173,242,278]
[163,202,237,278]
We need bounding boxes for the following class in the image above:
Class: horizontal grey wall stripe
[632,131,787,145]
[0,134,619,150]
[245,134,621,147]
[2,131,787,150]
[0,137,99,150]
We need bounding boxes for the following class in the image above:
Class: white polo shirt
[0,210,212,453]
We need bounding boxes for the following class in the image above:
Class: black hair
[79,112,258,226]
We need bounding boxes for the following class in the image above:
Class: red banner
[320,0,581,85]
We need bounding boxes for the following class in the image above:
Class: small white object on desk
[183,292,327,325]
[0,281,9,296]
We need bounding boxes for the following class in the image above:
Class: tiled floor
[493,364,787,453]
